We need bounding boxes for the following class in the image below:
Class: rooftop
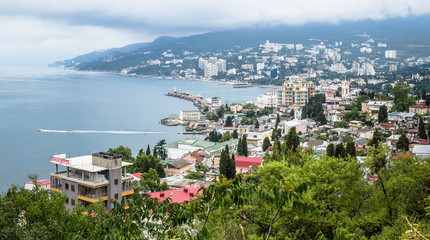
[147,186,202,203]
[50,154,133,173]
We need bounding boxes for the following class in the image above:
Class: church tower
[342,76,350,99]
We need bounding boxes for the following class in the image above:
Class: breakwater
[165,91,208,110]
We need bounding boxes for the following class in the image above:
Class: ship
[232,82,252,88]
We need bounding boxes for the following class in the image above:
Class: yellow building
[277,79,316,106]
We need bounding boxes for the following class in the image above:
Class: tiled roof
[167,159,192,169]
[235,156,264,169]
[147,186,202,203]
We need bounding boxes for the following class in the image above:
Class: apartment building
[277,80,316,106]
[50,152,134,211]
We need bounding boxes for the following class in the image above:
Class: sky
[1,0,430,66]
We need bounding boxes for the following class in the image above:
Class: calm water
[0,67,271,192]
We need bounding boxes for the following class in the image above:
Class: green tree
[418,117,428,139]
[335,143,346,158]
[369,128,383,148]
[108,145,133,162]
[237,137,243,156]
[232,129,238,139]
[378,105,388,123]
[327,143,335,157]
[284,127,300,152]
[254,120,260,129]
[224,116,233,127]
[334,121,348,128]
[155,139,167,160]
[219,145,231,178]
[341,134,354,143]
[242,135,248,157]
[346,142,356,157]
[262,136,271,152]
[146,144,151,155]
[391,82,412,111]
[396,133,409,152]
[316,111,327,125]
[219,131,232,142]
[133,169,169,197]
[228,154,237,179]
[184,172,205,180]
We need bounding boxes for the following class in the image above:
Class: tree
[224,116,233,127]
[155,139,167,160]
[335,143,346,158]
[208,131,219,142]
[346,142,356,157]
[418,117,428,139]
[396,133,409,152]
[254,120,260,129]
[391,82,412,111]
[146,144,151,155]
[369,128,383,148]
[219,145,231,178]
[133,169,169,197]
[378,105,388,123]
[327,143,335,157]
[232,129,238,139]
[242,135,248,157]
[219,131,232,142]
[237,138,243,156]
[108,145,133,162]
[341,134,354,143]
[262,137,271,152]
[334,121,348,128]
[316,111,327,125]
[228,154,236,179]
[422,90,427,100]
[284,127,299,152]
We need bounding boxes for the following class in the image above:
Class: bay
[0,66,271,192]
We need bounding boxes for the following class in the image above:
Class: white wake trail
[38,129,163,134]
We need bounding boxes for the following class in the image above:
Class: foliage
[346,142,356,157]
[327,143,335,157]
[108,145,133,162]
[334,121,349,128]
[396,133,410,152]
[133,169,169,197]
[378,105,388,123]
[262,136,271,152]
[302,94,326,121]
[224,116,233,127]
[242,135,248,157]
[184,172,206,180]
[155,139,167,160]
[418,117,428,140]
[335,143,346,158]
[219,145,236,179]
[284,127,300,152]
[369,128,384,148]
[232,129,238,139]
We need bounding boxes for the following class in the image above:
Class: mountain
[53,15,430,71]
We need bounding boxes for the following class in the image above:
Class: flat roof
[50,154,133,172]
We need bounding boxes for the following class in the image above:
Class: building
[50,152,134,211]
[204,63,218,79]
[163,159,193,177]
[147,186,202,204]
[409,103,429,115]
[235,156,264,174]
[412,145,430,159]
[270,67,278,79]
[257,92,278,109]
[179,110,201,121]
[278,80,316,106]
[25,179,51,191]
[361,100,394,119]
[385,50,397,59]
[207,97,223,110]
[341,78,350,99]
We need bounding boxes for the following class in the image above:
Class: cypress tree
[238,138,243,156]
[228,154,236,179]
[378,105,388,123]
[335,143,346,159]
[232,130,238,139]
[397,133,409,152]
[271,138,280,162]
[156,163,166,178]
[255,120,260,129]
[219,145,230,178]
[346,142,356,157]
[262,137,271,152]
[242,135,248,157]
[369,129,383,148]
[418,117,428,139]
[142,157,150,173]
[146,144,151,155]
[153,145,157,157]
[327,143,335,157]
[285,127,299,152]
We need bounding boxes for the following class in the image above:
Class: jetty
[165,91,208,111]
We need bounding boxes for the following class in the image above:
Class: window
[65,183,69,190]
[71,185,75,192]
[115,193,119,200]
[71,199,75,206]
[114,179,119,185]
[65,198,69,204]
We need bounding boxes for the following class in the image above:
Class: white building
[204,63,218,79]
[385,50,397,59]
[257,92,278,109]
[198,58,208,69]
[295,44,304,51]
[179,111,201,121]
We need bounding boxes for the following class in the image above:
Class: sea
[0,66,272,192]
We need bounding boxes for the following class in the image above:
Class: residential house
[409,103,429,115]
[235,156,264,174]
[164,159,193,177]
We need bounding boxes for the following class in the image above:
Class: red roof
[410,103,428,109]
[26,179,51,186]
[146,186,202,203]
[235,156,264,169]
[132,173,142,179]
[380,122,395,128]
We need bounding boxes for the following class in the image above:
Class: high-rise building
[270,67,278,79]
[385,50,397,59]
[277,80,316,106]
[257,92,278,108]
[204,63,218,79]
[50,152,134,211]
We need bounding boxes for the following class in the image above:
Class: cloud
[0,0,430,65]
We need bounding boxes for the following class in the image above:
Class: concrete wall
[107,168,122,210]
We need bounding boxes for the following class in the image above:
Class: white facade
[179,111,201,121]
[385,50,397,59]
[257,92,278,109]
[204,63,218,79]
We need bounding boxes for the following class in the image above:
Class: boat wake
[38,129,163,134]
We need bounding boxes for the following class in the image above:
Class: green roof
[166,141,179,148]
[192,140,216,148]
[205,139,239,152]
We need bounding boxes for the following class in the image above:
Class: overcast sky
[1,0,430,66]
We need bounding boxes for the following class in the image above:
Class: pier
[165,91,208,111]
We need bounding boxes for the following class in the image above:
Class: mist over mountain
[52,15,430,72]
